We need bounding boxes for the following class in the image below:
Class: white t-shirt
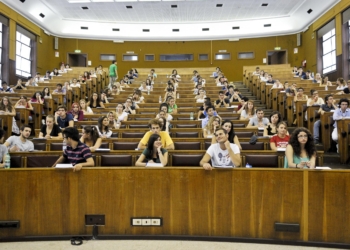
[206,143,240,167]
[5,136,34,152]
[116,112,128,122]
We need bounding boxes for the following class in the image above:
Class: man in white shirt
[307,90,325,106]
[332,98,350,146]
[200,128,241,170]
[4,125,34,152]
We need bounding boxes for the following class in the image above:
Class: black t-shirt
[215,98,230,107]
[344,87,349,94]
[40,124,62,136]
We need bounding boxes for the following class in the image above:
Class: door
[266,50,288,65]
[67,53,87,67]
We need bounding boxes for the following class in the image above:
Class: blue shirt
[57,113,74,129]
[333,108,350,128]
[63,141,92,166]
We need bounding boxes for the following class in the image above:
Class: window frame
[214,53,231,61]
[122,54,139,62]
[144,54,155,61]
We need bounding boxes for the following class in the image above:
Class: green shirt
[109,64,117,77]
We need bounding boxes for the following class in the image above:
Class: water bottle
[245,162,252,168]
[62,141,67,151]
[190,112,194,120]
[147,89,150,95]
[177,92,179,99]
[159,96,162,103]
[4,153,10,169]
[325,85,328,91]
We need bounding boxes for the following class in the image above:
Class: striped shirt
[63,141,92,166]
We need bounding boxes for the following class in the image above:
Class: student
[0,129,8,168]
[0,96,19,135]
[80,126,102,152]
[39,115,62,139]
[200,128,241,170]
[284,127,316,168]
[0,82,14,93]
[211,120,242,150]
[55,105,74,130]
[263,111,283,137]
[135,134,168,167]
[52,127,94,172]
[203,116,221,138]
[79,99,93,114]
[269,122,290,151]
[247,109,269,129]
[89,92,105,108]
[68,102,84,122]
[96,116,113,138]
[4,125,34,152]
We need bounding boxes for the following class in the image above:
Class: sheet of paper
[95,148,111,151]
[55,164,73,168]
[277,148,287,152]
[146,163,164,167]
[316,166,331,169]
[213,165,234,168]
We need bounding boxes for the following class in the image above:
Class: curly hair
[289,127,316,158]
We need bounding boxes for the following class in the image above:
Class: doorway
[67,53,87,67]
[266,50,288,65]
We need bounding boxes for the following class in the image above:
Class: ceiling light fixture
[261,3,268,7]
[264,24,271,27]
[81,26,88,30]
[172,29,179,32]
[307,9,313,14]
[143,29,150,32]
[202,28,209,31]
[216,4,223,7]
[126,6,133,9]
[171,5,177,8]
[81,6,89,10]
[112,28,120,31]
[39,13,45,18]
[232,26,240,29]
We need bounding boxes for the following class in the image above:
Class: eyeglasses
[298,135,308,138]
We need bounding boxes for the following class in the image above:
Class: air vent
[126,6,132,9]
[216,4,223,7]
[202,28,209,31]
[261,3,268,7]
[171,5,177,8]
[264,24,271,27]
[81,27,88,30]
[232,26,240,30]
[81,6,89,10]
[172,29,179,32]
[112,28,120,31]
[39,13,45,18]
[307,9,313,14]
[143,29,150,32]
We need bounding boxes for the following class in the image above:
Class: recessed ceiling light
[172,29,179,32]
[39,13,45,18]
[261,3,268,7]
[112,28,120,31]
[202,28,209,31]
[232,26,240,30]
[171,5,177,8]
[307,9,313,14]
[143,29,150,32]
[216,4,223,7]
[126,6,133,9]
[264,24,271,27]
[81,26,88,30]
[19,0,25,3]
[81,6,89,10]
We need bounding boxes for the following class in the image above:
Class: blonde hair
[205,116,221,135]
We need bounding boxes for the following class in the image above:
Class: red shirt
[270,134,290,148]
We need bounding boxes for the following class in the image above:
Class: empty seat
[174,142,201,150]
[240,142,264,150]
[129,124,149,129]
[50,143,63,151]
[34,143,46,151]
[100,142,109,148]
[204,141,211,150]
[113,142,139,150]
[176,124,197,128]
[10,156,22,168]
[245,155,278,168]
[111,132,118,138]
[172,154,204,166]
[122,132,145,138]
[233,124,246,128]
[27,155,60,168]
[100,155,132,166]
[174,132,199,138]
[235,131,254,137]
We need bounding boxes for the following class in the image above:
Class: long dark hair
[159,117,167,131]
[0,96,13,112]
[145,134,161,160]
[98,116,110,134]
[269,111,282,124]
[289,127,316,158]
[89,92,101,108]
[83,126,99,145]
[221,120,235,143]
[42,87,50,97]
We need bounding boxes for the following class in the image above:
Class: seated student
[211,120,242,150]
[229,88,243,102]
[313,94,337,144]
[116,103,128,122]
[313,73,322,84]
[107,111,119,129]
[265,74,276,84]
[50,68,60,77]
[252,66,260,76]
[304,70,314,80]
[247,109,269,129]
[213,67,220,78]
[15,95,33,110]
[295,67,306,79]
[68,102,84,122]
[148,69,157,78]
[201,106,219,128]
[285,82,297,97]
[237,97,249,114]
[135,134,168,167]
[167,97,177,114]
[123,98,136,115]
[137,119,174,150]
[89,92,105,109]
[269,122,290,151]
[336,80,350,95]
[52,127,94,172]
[334,77,346,90]
[30,91,44,104]
[52,83,66,94]
[214,91,230,108]
[270,79,284,89]
[284,127,316,168]
[14,79,27,90]
[96,116,113,138]
[25,77,38,87]
[100,91,109,104]
[307,90,324,106]
[70,78,81,88]
[79,99,93,114]
[292,66,298,75]
[39,115,63,139]
[80,126,102,152]
[0,82,14,93]
[0,129,8,168]
[331,98,350,151]
[193,82,203,94]
[294,87,308,102]
[55,105,74,130]
[132,89,145,104]
[195,89,207,103]
[42,87,52,99]
[197,99,211,119]
[0,96,19,135]
[263,111,283,137]
[4,125,34,152]
[158,117,169,133]
[203,116,221,138]
[156,103,173,122]
[139,81,149,92]
[200,128,241,170]
[240,101,256,120]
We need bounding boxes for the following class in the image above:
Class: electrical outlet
[131,218,142,226]
[151,218,161,226]
[141,219,151,226]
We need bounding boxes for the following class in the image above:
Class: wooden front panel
[0,168,303,240]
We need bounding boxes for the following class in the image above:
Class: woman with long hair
[116,103,128,122]
[80,126,102,152]
[39,115,62,139]
[135,134,168,167]
[79,99,93,114]
[158,117,169,133]
[68,102,84,121]
[42,87,52,99]
[30,91,44,104]
[97,116,112,138]
[284,127,316,168]
[335,78,346,90]
[107,111,119,129]
[270,122,290,151]
[211,120,242,150]
[263,111,282,137]
[156,104,173,122]
[132,89,145,104]
[240,100,256,120]
[320,76,332,87]
[167,97,177,114]
[203,116,221,138]
[89,92,105,108]
[0,97,19,135]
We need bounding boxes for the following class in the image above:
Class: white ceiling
[2,0,341,41]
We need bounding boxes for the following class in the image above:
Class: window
[215,53,231,60]
[16,30,32,77]
[238,52,255,59]
[144,54,155,61]
[198,54,209,61]
[100,54,116,61]
[122,54,138,61]
[160,54,193,61]
[322,28,336,74]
